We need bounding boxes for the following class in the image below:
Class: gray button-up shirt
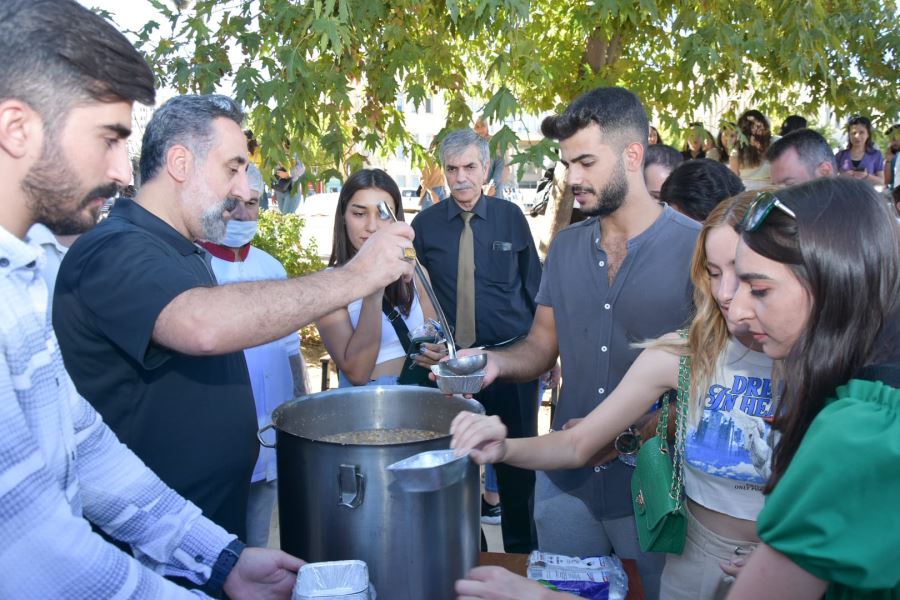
[535,205,700,518]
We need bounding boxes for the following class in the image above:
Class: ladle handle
[412,262,457,359]
[378,201,457,358]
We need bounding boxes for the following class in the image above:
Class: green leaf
[489,125,519,159]
[446,0,460,23]
[480,87,518,123]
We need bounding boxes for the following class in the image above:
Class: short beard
[199,196,239,243]
[575,158,629,218]
[21,130,118,235]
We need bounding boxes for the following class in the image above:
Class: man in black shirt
[54,94,416,539]
[411,128,542,553]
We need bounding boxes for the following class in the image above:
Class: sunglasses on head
[741,192,797,232]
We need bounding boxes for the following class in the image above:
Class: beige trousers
[660,504,757,600]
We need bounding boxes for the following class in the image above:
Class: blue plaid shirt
[0,225,233,598]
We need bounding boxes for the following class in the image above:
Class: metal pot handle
[257,423,276,448]
[338,464,365,508]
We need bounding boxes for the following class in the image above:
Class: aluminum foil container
[293,560,375,600]
[430,363,485,394]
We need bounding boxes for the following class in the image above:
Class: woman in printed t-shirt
[452,190,776,600]
[316,169,447,387]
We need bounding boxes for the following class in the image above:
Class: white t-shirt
[683,337,774,521]
[345,288,425,367]
[209,246,298,483]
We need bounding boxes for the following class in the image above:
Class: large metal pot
[262,385,483,600]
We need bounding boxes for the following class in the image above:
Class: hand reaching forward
[450,412,507,464]
[223,547,304,600]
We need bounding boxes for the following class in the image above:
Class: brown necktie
[455,211,476,348]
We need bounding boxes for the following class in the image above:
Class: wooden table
[479,552,644,600]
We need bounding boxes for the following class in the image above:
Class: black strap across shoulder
[382,297,412,350]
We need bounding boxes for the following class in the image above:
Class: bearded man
[455,87,700,599]
[54,94,415,541]
[0,3,310,596]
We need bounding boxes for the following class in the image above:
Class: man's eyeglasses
[741,192,797,232]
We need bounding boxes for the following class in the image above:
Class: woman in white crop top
[316,169,446,386]
[452,191,776,600]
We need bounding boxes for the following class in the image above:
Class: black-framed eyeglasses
[741,191,797,232]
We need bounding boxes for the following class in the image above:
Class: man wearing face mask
[197,164,307,548]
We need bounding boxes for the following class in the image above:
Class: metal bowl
[430,364,485,395]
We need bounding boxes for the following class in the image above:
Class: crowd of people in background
[1,2,897,600]
[651,111,897,196]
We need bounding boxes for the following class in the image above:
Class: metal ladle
[377,201,487,375]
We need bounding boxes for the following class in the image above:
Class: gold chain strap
[669,354,691,507]
[653,331,691,507]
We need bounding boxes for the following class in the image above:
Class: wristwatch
[614,426,641,456]
[207,538,246,599]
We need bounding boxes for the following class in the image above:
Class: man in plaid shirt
[0,1,302,597]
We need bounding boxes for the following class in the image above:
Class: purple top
[835,147,885,175]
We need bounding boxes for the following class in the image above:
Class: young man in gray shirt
[466,86,700,599]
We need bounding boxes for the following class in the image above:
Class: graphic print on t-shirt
[686,374,774,484]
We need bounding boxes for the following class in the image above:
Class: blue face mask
[222,219,258,248]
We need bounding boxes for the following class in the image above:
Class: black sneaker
[480,497,502,525]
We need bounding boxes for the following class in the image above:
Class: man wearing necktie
[411,128,542,553]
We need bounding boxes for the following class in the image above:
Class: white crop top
[345,289,425,366]
[683,337,774,521]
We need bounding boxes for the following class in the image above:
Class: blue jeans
[484,464,499,494]
[246,479,278,548]
[338,372,399,388]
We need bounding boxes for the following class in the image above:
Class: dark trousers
[475,378,539,554]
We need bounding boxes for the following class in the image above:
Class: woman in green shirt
[726,178,900,599]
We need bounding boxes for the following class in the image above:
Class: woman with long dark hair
[708,121,737,163]
[835,115,885,187]
[727,178,899,598]
[316,169,446,386]
[728,110,773,189]
[682,122,708,160]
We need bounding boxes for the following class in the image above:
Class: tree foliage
[134,0,899,174]
[251,209,326,343]
[252,209,325,278]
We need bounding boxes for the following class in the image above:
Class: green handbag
[630,350,691,554]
